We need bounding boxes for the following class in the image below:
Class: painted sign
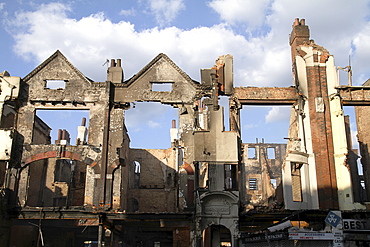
[288,232,334,240]
[343,219,370,231]
[242,232,287,243]
[325,211,342,228]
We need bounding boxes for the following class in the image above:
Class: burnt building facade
[1,19,370,246]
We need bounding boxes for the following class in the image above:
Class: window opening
[198,98,209,130]
[344,106,367,201]
[249,178,258,190]
[0,161,6,187]
[125,102,177,149]
[45,80,66,89]
[240,106,290,143]
[270,178,277,189]
[219,96,230,131]
[224,164,237,190]
[133,161,141,189]
[0,104,16,128]
[267,147,275,159]
[151,82,172,92]
[248,147,256,159]
[34,110,89,145]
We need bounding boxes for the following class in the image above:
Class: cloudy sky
[1,0,369,148]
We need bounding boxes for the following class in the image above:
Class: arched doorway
[203,225,231,247]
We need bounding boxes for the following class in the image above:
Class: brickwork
[305,66,338,209]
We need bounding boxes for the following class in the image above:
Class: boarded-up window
[291,162,303,202]
[249,178,258,190]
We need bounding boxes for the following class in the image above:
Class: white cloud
[119,8,136,16]
[351,23,370,85]
[208,0,370,86]
[5,1,370,90]
[265,107,291,123]
[208,0,270,28]
[0,3,5,10]
[244,123,257,130]
[145,0,185,26]
[148,120,161,128]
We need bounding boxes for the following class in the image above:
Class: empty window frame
[248,147,256,159]
[267,147,275,159]
[125,102,177,149]
[249,178,258,190]
[224,164,237,190]
[151,82,173,92]
[45,80,66,89]
[133,161,141,189]
[34,110,89,145]
[291,162,303,202]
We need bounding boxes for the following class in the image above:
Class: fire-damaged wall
[242,142,286,208]
[2,19,370,247]
[127,148,178,213]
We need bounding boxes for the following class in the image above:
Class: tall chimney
[107,58,124,83]
[289,18,310,63]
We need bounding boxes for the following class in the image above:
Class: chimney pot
[58,129,62,140]
[110,59,115,67]
[117,59,121,67]
[81,117,86,126]
[62,129,67,140]
[294,18,299,26]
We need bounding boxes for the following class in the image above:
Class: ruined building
[1,19,370,246]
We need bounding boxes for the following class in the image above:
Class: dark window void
[249,178,258,190]
[34,110,89,145]
[45,80,66,89]
[225,164,237,190]
[0,161,7,187]
[151,82,172,92]
[291,162,303,202]
[0,104,16,128]
[128,198,139,212]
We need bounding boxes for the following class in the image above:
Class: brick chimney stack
[107,58,124,83]
[289,18,310,63]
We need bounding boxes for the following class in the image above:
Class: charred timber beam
[18,209,192,221]
[233,87,298,105]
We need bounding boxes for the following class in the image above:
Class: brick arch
[183,162,194,175]
[23,150,97,167]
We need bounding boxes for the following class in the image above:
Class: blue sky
[1,0,370,148]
